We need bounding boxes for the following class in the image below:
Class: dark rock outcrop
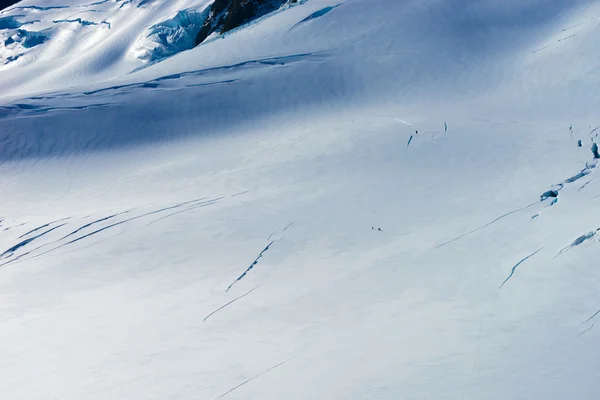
[0,1,21,12]
[194,0,297,46]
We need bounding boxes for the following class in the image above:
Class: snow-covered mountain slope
[2,0,600,399]
[0,0,217,93]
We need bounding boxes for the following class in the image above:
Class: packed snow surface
[2,0,600,399]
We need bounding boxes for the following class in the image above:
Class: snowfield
[2,0,600,399]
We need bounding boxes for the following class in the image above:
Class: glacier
[1,0,600,399]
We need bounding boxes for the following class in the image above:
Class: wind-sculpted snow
[0,51,325,161]
[291,4,339,29]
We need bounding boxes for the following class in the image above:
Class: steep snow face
[0,0,115,70]
[3,1,600,400]
[0,0,216,95]
[133,2,211,63]
[0,0,310,94]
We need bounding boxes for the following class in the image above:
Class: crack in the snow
[18,223,51,238]
[146,197,222,226]
[53,18,110,28]
[0,214,128,267]
[59,212,128,240]
[578,323,595,337]
[538,144,599,208]
[17,217,70,239]
[557,31,583,42]
[540,186,561,201]
[499,248,542,288]
[58,200,207,246]
[581,308,600,326]
[226,241,274,293]
[554,229,599,258]
[0,198,209,267]
[204,285,260,322]
[531,44,551,53]
[0,223,68,259]
[434,202,537,249]
[4,1,109,12]
[226,223,294,292]
[578,177,596,191]
[267,221,295,241]
[231,189,251,197]
[212,356,298,400]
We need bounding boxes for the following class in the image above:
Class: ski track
[461,308,484,400]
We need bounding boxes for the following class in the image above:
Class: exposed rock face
[194,0,296,46]
[0,1,21,12]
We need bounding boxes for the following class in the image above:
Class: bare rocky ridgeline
[0,1,21,12]
[195,0,298,46]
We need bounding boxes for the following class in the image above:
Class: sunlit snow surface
[2,0,600,399]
